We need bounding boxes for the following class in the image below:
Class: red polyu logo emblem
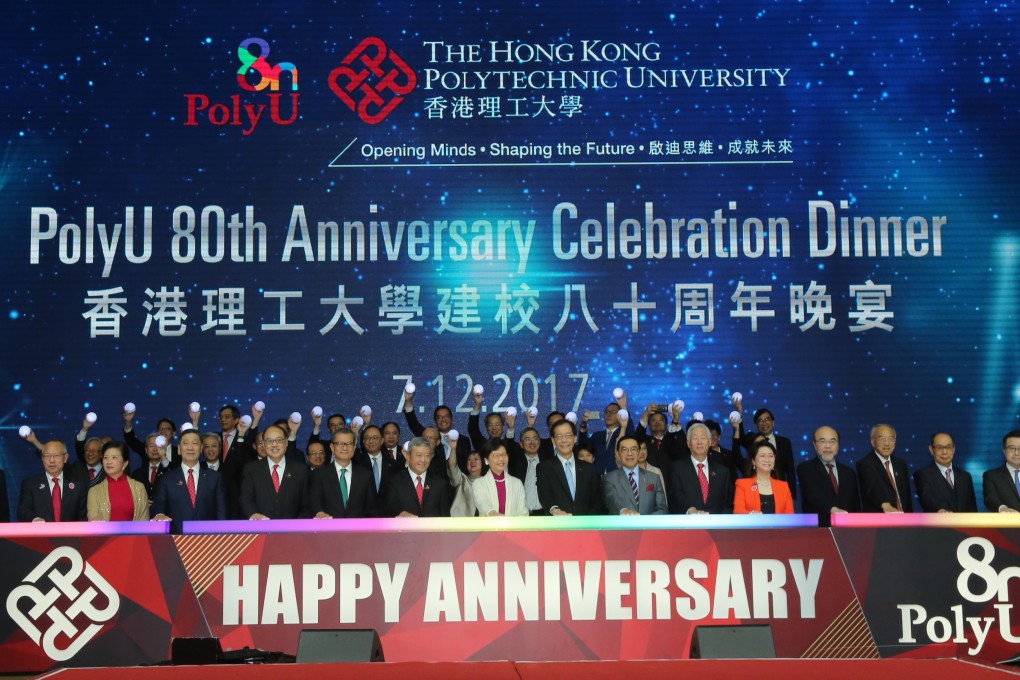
[329,37,417,124]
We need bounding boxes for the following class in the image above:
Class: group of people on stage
[9,386,1020,530]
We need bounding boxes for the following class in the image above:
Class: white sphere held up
[447,429,459,442]
[729,410,742,424]
[123,402,136,414]
[240,415,252,426]
[731,392,743,405]
[473,384,484,396]
[311,406,323,418]
[254,401,266,412]
[189,402,200,414]
[618,408,630,421]
[405,383,416,395]
[613,387,624,400]
[360,405,372,417]
[19,425,31,438]
[692,411,704,422]
[505,406,518,418]
[85,412,98,424]
[155,435,168,447]
[565,411,578,423]
[527,406,538,418]
[351,416,364,428]
[290,411,302,424]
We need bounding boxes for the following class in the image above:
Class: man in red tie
[383,437,451,517]
[855,424,914,513]
[130,433,168,502]
[17,441,88,522]
[152,430,226,533]
[667,423,733,514]
[240,425,310,520]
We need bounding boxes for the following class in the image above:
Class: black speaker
[690,624,775,659]
[171,637,222,665]
[296,629,384,663]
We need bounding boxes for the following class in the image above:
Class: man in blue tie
[537,419,604,515]
[982,430,1020,513]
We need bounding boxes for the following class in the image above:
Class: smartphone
[652,403,668,413]
[584,410,601,420]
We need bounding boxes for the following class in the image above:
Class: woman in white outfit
[472,438,529,517]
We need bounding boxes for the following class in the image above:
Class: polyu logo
[184,37,300,135]
[329,37,417,124]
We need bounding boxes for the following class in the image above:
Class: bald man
[797,426,861,515]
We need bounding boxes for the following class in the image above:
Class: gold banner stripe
[174,534,258,597]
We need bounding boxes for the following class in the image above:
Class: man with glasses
[239,424,310,520]
[602,436,668,515]
[312,428,378,518]
[732,400,797,500]
[668,422,733,514]
[797,426,860,516]
[354,425,392,498]
[579,397,635,476]
[18,441,88,522]
[856,424,913,513]
[538,419,604,515]
[983,430,1020,513]
[913,432,976,513]
[509,427,547,515]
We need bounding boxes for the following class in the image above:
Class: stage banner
[832,527,1020,662]
[0,533,208,673]
[190,527,869,661]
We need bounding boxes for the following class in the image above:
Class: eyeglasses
[875,436,896,443]
[263,437,286,445]
[755,416,774,423]
[332,441,356,448]
[1005,446,1020,454]
[932,445,954,452]
[814,439,838,445]
[41,454,65,461]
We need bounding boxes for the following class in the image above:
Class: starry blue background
[1,0,1018,515]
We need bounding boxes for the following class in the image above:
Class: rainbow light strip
[0,521,170,537]
[183,514,818,535]
[831,513,1020,528]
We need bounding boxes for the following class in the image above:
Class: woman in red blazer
[734,440,794,514]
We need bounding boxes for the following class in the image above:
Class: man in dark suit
[983,430,1020,513]
[855,423,913,513]
[733,402,797,500]
[668,422,733,514]
[636,407,682,475]
[70,437,105,488]
[124,409,182,469]
[306,410,348,452]
[798,426,861,515]
[384,437,452,517]
[913,432,977,513]
[216,404,258,519]
[354,425,394,499]
[602,436,668,515]
[152,430,227,533]
[240,424,311,519]
[538,419,604,515]
[18,440,88,522]
[402,385,470,475]
[579,401,635,476]
[314,428,379,518]
[130,432,168,501]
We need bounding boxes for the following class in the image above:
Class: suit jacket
[668,457,733,514]
[384,469,452,517]
[218,428,258,519]
[580,421,636,476]
[131,461,167,500]
[537,455,604,515]
[354,450,397,501]
[913,463,977,513]
[404,408,470,475]
[311,462,379,518]
[17,473,88,522]
[70,462,106,488]
[602,467,668,515]
[797,457,861,513]
[856,451,913,513]
[734,477,794,514]
[738,431,797,500]
[124,428,182,469]
[0,470,8,522]
[239,458,311,519]
[472,472,529,516]
[152,465,227,533]
[982,465,1020,512]
[86,477,150,521]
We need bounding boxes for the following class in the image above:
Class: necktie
[339,467,349,506]
[945,468,954,489]
[89,468,96,481]
[697,463,710,503]
[416,475,424,505]
[272,464,281,493]
[525,456,540,510]
[223,433,230,460]
[1013,468,1019,498]
[372,457,381,492]
[826,463,839,494]
[187,468,197,507]
[628,470,640,505]
[51,477,62,522]
[150,465,158,486]
[884,459,902,511]
[565,460,575,500]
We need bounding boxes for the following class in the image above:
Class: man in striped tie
[602,436,668,515]
[797,426,861,518]
[855,424,913,513]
